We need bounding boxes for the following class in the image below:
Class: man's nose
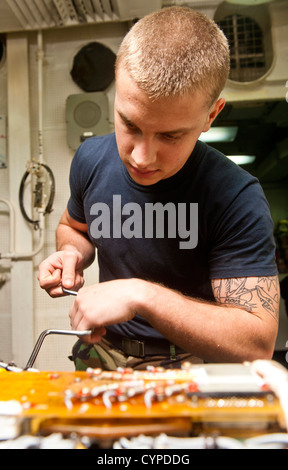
[131,138,157,168]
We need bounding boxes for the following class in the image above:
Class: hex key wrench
[25,287,91,369]
[62,287,78,296]
[25,328,93,370]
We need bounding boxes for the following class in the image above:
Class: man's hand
[68,280,137,343]
[38,250,85,297]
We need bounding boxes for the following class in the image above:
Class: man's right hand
[38,250,84,298]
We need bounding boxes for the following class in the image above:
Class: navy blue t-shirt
[67,133,277,340]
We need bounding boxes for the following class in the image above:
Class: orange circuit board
[0,364,286,442]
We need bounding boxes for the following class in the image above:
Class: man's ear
[202,98,226,133]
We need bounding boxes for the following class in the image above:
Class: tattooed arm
[129,276,280,362]
[69,275,280,362]
[211,277,280,323]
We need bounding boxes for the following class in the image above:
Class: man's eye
[162,133,180,141]
[125,122,138,132]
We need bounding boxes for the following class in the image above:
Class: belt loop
[170,344,177,361]
[122,338,145,358]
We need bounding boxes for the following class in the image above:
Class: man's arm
[38,208,95,297]
[56,208,95,268]
[211,277,279,323]
[135,275,280,362]
[69,275,279,362]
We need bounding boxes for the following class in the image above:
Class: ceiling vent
[1,0,161,32]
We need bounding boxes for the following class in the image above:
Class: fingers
[82,328,107,345]
[39,267,62,287]
[68,280,136,332]
[69,294,85,331]
[61,251,82,289]
[38,251,84,298]
[39,268,63,298]
[69,295,106,344]
[38,255,63,297]
[38,255,62,287]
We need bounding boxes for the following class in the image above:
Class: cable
[18,162,55,229]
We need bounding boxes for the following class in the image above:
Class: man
[38,7,279,371]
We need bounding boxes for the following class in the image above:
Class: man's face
[114,68,225,186]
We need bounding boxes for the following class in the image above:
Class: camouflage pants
[70,337,203,371]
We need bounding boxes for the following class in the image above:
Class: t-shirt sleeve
[208,181,278,279]
[67,144,88,224]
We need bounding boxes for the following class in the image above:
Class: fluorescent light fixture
[227,0,275,5]
[227,155,256,165]
[199,126,238,143]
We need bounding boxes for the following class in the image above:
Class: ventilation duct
[1,0,161,32]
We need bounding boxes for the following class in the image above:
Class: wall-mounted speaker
[66,92,110,150]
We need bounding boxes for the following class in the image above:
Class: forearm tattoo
[211,277,280,322]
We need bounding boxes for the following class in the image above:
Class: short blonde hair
[116,7,230,106]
